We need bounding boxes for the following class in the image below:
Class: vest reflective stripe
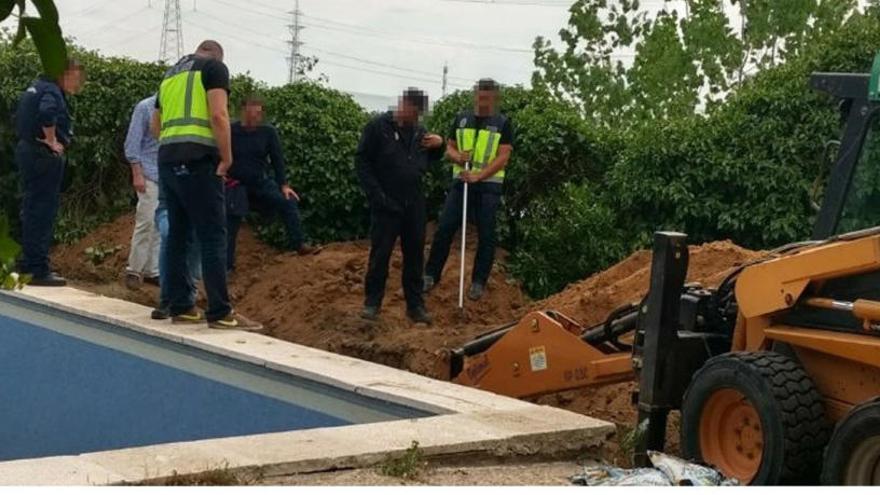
[452,125,504,181]
[159,60,215,147]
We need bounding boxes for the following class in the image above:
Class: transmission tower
[159,0,184,64]
[287,0,305,84]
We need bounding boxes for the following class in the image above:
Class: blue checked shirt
[124,95,159,183]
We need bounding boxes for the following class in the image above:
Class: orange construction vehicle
[449,61,880,485]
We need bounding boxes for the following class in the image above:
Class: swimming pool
[0,295,428,462]
[0,287,613,485]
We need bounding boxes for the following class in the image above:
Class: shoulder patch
[459,117,468,128]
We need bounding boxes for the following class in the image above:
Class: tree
[532,0,860,125]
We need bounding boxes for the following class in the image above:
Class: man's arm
[37,93,64,154]
[470,144,512,182]
[125,102,147,193]
[267,126,287,186]
[150,110,161,139]
[355,120,398,212]
[207,88,232,176]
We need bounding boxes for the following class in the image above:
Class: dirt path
[53,214,765,464]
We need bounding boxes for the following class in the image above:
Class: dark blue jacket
[15,77,72,146]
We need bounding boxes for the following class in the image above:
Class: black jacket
[15,77,72,146]
[355,112,444,212]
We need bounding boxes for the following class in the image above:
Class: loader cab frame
[811,72,880,239]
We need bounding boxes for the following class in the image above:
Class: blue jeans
[159,158,231,321]
[155,203,201,310]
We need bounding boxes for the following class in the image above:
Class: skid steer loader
[449,59,880,485]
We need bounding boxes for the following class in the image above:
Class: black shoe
[407,306,433,325]
[151,306,171,320]
[360,305,379,321]
[422,275,435,294]
[29,273,67,287]
[468,282,485,301]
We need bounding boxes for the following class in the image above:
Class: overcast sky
[11,0,576,109]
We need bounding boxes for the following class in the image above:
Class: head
[195,40,224,61]
[473,78,499,117]
[58,59,85,95]
[240,95,265,127]
[395,87,428,125]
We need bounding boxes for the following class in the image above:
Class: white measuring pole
[458,162,470,310]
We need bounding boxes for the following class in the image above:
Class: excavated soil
[52,214,766,455]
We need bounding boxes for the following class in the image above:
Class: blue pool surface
[0,296,429,461]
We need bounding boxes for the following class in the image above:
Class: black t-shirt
[156,55,230,165]
[449,112,514,147]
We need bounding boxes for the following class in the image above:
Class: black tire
[822,398,880,485]
[680,351,829,485]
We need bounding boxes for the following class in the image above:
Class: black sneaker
[360,305,380,321]
[422,275,436,294]
[151,306,171,320]
[468,282,485,301]
[29,273,67,287]
[406,306,433,325]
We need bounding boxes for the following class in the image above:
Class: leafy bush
[508,183,627,298]
[607,11,880,249]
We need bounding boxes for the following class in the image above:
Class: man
[14,59,85,286]
[123,94,161,289]
[355,88,444,324]
[151,40,261,330]
[226,96,318,272]
[423,79,513,301]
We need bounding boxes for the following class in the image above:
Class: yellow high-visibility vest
[158,55,216,148]
[452,113,508,183]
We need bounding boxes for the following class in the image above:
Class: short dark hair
[240,94,264,108]
[476,78,499,92]
[401,87,428,112]
[196,40,224,59]
[65,58,84,71]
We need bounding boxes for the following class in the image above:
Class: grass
[378,441,427,480]
[144,463,264,486]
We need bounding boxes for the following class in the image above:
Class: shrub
[507,183,627,298]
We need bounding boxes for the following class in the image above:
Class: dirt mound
[538,240,766,328]
[53,215,764,444]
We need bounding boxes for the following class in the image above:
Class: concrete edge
[0,286,615,485]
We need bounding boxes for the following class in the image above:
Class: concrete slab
[0,287,614,485]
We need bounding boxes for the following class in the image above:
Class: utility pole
[442,61,449,97]
[159,0,184,64]
[287,0,305,84]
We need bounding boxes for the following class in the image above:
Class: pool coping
[0,286,614,485]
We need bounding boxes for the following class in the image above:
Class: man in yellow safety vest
[423,79,514,301]
[151,40,261,331]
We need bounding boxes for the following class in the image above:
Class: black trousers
[227,177,305,270]
[158,157,231,322]
[16,141,64,279]
[364,200,426,311]
[425,181,502,285]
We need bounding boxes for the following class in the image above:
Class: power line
[286,0,304,84]
[160,0,184,63]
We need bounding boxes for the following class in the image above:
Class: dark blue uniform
[14,77,71,279]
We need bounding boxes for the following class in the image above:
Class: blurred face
[475,89,497,116]
[241,102,264,126]
[60,68,85,95]
[396,98,420,124]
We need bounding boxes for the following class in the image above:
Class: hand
[460,170,482,184]
[132,173,147,194]
[216,160,231,178]
[420,133,443,150]
[281,185,300,201]
[39,138,64,155]
[456,150,472,166]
